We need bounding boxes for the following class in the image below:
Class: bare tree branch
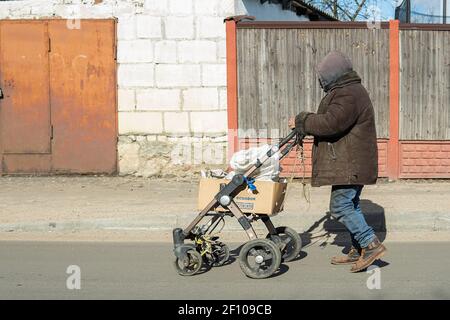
[351,0,367,20]
[307,0,370,21]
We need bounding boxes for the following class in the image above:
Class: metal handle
[278,129,297,149]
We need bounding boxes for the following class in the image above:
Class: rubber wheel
[174,249,202,276]
[238,239,282,279]
[211,242,230,267]
[266,226,302,262]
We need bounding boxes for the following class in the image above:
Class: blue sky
[363,0,449,21]
[366,0,398,20]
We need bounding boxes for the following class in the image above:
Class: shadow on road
[217,199,388,275]
[299,199,389,268]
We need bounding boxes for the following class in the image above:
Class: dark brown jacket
[298,71,378,187]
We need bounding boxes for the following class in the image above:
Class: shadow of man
[300,199,387,267]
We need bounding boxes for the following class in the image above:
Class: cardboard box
[197,178,287,215]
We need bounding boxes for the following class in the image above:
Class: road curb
[1,210,449,234]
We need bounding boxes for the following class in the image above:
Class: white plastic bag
[228,144,280,181]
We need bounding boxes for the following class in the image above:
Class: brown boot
[350,237,387,273]
[331,247,361,265]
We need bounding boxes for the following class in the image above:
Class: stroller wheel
[266,226,302,262]
[211,242,230,267]
[238,239,281,279]
[174,249,202,276]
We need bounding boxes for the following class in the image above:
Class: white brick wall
[136,89,181,111]
[218,0,236,16]
[190,111,227,133]
[168,0,193,16]
[30,3,54,16]
[136,15,162,38]
[197,16,226,39]
[118,64,154,87]
[202,64,227,86]
[164,112,190,133]
[183,88,219,110]
[144,0,168,15]
[118,89,136,111]
[219,88,227,110]
[154,41,177,63]
[117,16,136,40]
[155,64,201,87]
[117,40,153,63]
[119,112,163,134]
[194,0,219,15]
[218,40,226,62]
[165,16,195,39]
[178,40,216,63]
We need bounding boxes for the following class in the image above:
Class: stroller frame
[172,130,303,279]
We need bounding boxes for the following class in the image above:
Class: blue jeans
[330,185,376,248]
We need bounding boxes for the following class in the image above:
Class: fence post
[225,18,239,161]
[387,19,400,180]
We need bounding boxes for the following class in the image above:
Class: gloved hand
[294,112,313,136]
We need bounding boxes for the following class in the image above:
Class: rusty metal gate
[0,19,117,174]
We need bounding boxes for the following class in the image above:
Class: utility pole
[443,0,447,24]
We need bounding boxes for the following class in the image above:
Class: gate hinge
[48,37,51,52]
[51,125,54,140]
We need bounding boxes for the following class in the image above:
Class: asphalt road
[0,241,449,299]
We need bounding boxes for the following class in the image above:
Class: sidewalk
[1,176,449,241]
